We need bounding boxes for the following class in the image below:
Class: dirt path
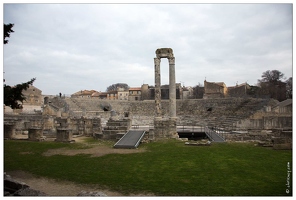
[7,170,124,196]
[42,144,147,157]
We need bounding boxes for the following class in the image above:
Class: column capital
[168,57,175,64]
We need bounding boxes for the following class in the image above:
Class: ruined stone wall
[7,97,288,138]
[66,98,278,128]
[22,85,43,106]
[4,114,102,139]
[235,111,292,130]
[228,84,248,98]
[203,81,227,99]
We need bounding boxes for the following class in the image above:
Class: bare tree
[259,70,284,84]
[286,77,292,99]
[257,70,287,101]
[106,83,129,92]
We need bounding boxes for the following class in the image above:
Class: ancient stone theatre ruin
[153,48,178,138]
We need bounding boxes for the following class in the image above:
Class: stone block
[273,143,292,150]
[14,187,47,196]
[4,124,15,139]
[56,128,73,142]
[154,118,177,138]
[28,128,43,141]
[77,191,107,196]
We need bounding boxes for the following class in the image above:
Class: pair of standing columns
[154,48,176,119]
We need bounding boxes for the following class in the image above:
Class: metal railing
[204,126,225,142]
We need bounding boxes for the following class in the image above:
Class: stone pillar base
[154,118,178,139]
[28,128,44,141]
[56,128,73,142]
[4,124,16,139]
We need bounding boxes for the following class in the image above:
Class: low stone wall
[4,97,291,141]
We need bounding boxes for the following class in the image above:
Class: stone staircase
[99,118,132,140]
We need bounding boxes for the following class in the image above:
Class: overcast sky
[3,3,292,95]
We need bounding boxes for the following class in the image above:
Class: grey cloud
[3,3,292,95]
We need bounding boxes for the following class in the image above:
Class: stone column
[28,128,43,141]
[4,123,15,139]
[154,57,161,118]
[168,57,176,118]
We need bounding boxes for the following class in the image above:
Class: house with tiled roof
[107,90,118,100]
[71,90,98,98]
[118,88,129,101]
[91,91,108,99]
[128,87,142,101]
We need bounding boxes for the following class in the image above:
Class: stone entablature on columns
[155,48,174,59]
[154,48,177,138]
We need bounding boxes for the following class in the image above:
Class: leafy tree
[4,78,36,109]
[4,23,14,44]
[106,83,129,92]
[4,23,36,109]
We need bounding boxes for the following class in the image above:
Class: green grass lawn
[4,139,292,196]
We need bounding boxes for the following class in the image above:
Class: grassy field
[4,138,292,196]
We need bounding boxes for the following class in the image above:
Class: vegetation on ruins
[4,78,36,109]
[286,77,292,99]
[4,23,36,109]
[4,23,14,44]
[257,70,291,101]
[192,83,204,99]
[4,139,292,196]
[106,83,130,92]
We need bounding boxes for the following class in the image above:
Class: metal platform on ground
[204,126,225,142]
[114,130,146,149]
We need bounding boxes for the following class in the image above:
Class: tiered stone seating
[100,118,132,140]
[64,98,81,111]
[59,97,275,133]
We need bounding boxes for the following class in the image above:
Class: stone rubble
[4,172,108,196]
